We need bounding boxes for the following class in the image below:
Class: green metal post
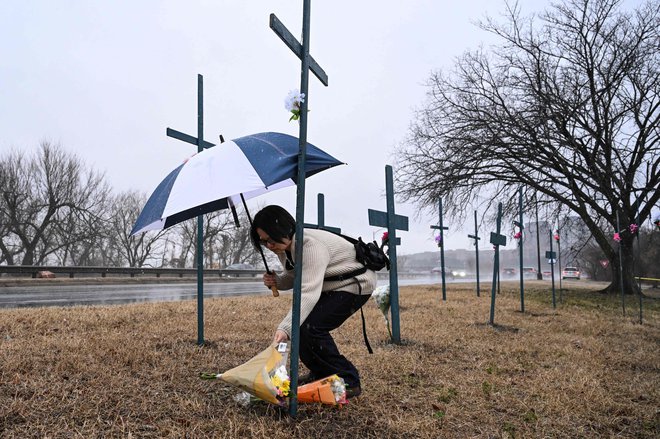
[270,0,329,417]
[440,200,447,301]
[548,231,557,308]
[287,0,314,417]
[196,74,204,346]
[317,193,325,228]
[386,165,401,343]
[535,194,542,280]
[430,199,449,301]
[517,187,525,313]
[616,211,626,315]
[489,203,505,325]
[467,210,481,297]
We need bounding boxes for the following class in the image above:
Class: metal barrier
[0,265,262,279]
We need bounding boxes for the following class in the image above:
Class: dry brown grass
[1,282,659,438]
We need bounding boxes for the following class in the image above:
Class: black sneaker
[345,386,361,399]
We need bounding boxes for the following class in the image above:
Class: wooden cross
[368,165,409,344]
[489,203,506,325]
[270,0,328,417]
[430,198,449,301]
[303,193,341,234]
[515,187,525,313]
[467,210,481,297]
[165,74,211,346]
[546,237,557,308]
[270,15,328,86]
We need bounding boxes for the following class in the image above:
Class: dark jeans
[299,290,371,389]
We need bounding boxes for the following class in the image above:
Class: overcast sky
[2,0,561,255]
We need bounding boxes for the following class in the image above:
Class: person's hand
[263,272,277,288]
[273,329,289,344]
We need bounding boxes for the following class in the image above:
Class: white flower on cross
[284,89,305,122]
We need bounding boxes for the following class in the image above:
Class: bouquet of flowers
[655,217,660,231]
[513,231,522,240]
[613,232,622,242]
[297,374,349,406]
[629,223,639,234]
[435,234,442,248]
[285,89,305,122]
[200,342,290,406]
[372,285,392,338]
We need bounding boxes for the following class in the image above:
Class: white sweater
[275,228,378,337]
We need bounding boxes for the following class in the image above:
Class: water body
[0,276,476,309]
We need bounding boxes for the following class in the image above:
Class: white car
[561,266,581,280]
[522,267,538,279]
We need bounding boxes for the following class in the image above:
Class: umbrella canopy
[131,132,343,235]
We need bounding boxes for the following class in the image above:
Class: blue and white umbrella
[131,132,343,235]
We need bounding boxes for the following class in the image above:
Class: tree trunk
[601,236,641,295]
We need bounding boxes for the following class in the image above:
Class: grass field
[1,281,658,438]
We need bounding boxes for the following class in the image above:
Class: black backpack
[322,234,390,282]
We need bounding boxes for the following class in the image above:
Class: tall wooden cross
[545,239,557,309]
[489,203,506,325]
[166,74,214,346]
[430,198,449,301]
[467,210,481,297]
[368,165,409,344]
[514,187,525,313]
[270,0,328,417]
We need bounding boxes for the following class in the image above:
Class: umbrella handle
[267,270,280,297]
[239,193,280,298]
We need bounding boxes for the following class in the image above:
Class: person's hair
[250,205,296,249]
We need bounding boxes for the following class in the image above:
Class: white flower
[329,376,347,403]
[372,285,390,314]
[284,89,305,112]
[273,365,288,381]
[372,285,392,338]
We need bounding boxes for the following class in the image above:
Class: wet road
[0,277,461,309]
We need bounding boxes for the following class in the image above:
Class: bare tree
[213,210,262,268]
[0,155,26,265]
[106,190,169,267]
[0,142,111,265]
[395,0,659,294]
[167,209,263,269]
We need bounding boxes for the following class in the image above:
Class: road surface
[0,276,459,308]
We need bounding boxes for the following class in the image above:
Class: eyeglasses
[259,237,278,246]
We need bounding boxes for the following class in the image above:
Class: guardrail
[0,265,262,279]
[0,265,431,281]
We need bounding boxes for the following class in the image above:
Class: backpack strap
[355,278,373,355]
[323,266,368,282]
[324,271,373,354]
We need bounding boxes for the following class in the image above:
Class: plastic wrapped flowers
[372,285,392,338]
[200,342,290,406]
[298,374,349,406]
[200,342,353,407]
